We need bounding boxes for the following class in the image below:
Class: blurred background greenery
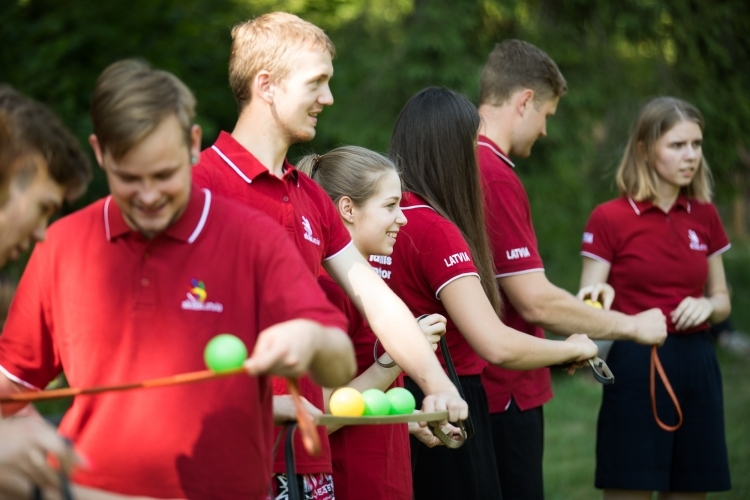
[1,0,749,497]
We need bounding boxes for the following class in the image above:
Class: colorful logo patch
[181,278,223,313]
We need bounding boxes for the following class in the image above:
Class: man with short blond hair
[194,12,467,499]
[477,39,667,499]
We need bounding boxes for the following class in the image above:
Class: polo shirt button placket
[283,196,289,202]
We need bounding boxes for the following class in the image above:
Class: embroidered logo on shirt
[444,252,471,267]
[181,278,224,313]
[688,230,707,251]
[506,247,531,260]
[583,232,594,244]
[302,216,321,246]
[369,255,392,279]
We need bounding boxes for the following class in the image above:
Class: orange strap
[0,369,321,457]
[650,345,683,432]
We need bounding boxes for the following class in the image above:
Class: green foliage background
[2,0,748,302]
[2,0,750,495]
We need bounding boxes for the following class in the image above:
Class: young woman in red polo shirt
[386,86,598,499]
[297,146,459,500]
[580,97,731,499]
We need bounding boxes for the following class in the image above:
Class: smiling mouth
[386,231,398,239]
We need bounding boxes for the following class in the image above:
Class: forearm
[509,278,636,341]
[707,291,731,325]
[308,326,357,389]
[484,324,588,369]
[0,375,32,418]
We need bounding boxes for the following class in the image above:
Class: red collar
[104,184,211,243]
[477,135,515,168]
[627,195,691,216]
[211,131,299,184]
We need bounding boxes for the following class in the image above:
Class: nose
[319,83,334,106]
[137,183,161,206]
[31,219,49,243]
[685,144,699,160]
[396,208,407,227]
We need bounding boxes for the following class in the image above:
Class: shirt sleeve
[705,203,731,257]
[252,218,348,334]
[418,219,479,299]
[483,179,544,277]
[0,245,62,391]
[581,204,615,265]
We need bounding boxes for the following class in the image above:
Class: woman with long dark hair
[385,86,598,499]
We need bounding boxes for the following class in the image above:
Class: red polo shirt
[381,192,486,376]
[477,136,552,413]
[0,186,348,500]
[581,195,730,333]
[318,273,411,500]
[194,132,353,475]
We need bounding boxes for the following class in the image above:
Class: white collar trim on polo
[478,141,515,168]
[103,188,212,244]
[628,196,691,216]
[211,145,253,184]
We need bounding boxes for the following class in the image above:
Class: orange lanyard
[650,345,683,432]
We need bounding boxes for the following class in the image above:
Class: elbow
[516,301,546,326]
[480,343,513,367]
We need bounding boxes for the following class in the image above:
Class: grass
[544,347,750,499]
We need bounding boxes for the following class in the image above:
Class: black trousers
[406,376,503,500]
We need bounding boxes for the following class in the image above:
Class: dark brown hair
[297,146,398,207]
[0,85,91,201]
[389,87,501,314]
[479,39,567,106]
[91,59,196,161]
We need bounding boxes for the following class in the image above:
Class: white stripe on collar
[401,204,435,212]
[628,197,692,215]
[104,196,112,241]
[627,197,641,216]
[478,141,515,168]
[188,189,212,244]
[211,145,253,184]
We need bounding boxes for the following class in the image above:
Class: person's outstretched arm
[499,270,667,345]
[440,276,598,369]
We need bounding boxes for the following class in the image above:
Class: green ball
[204,334,248,372]
[386,387,416,415]
[361,389,390,416]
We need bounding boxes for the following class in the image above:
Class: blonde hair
[616,97,712,202]
[229,12,335,111]
[91,59,196,161]
[297,146,398,208]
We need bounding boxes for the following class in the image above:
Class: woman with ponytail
[298,146,457,500]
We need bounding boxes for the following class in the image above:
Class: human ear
[516,89,535,116]
[88,134,105,168]
[255,71,274,104]
[189,124,202,164]
[337,196,355,224]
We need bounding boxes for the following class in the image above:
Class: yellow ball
[329,387,365,417]
[584,299,603,309]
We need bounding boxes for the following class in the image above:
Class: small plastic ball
[386,387,416,415]
[361,389,390,416]
[329,388,365,417]
[584,299,603,309]
[204,334,248,372]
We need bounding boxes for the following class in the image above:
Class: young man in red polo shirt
[193,12,467,498]
[0,86,91,493]
[476,40,669,499]
[0,60,355,500]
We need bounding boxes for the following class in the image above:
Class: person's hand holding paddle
[417,313,447,352]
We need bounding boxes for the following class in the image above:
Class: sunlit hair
[479,39,567,107]
[0,85,91,202]
[91,59,196,161]
[229,12,336,111]
[616,96,712,203]
[389,87,502,315]
[297,146,399,209]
